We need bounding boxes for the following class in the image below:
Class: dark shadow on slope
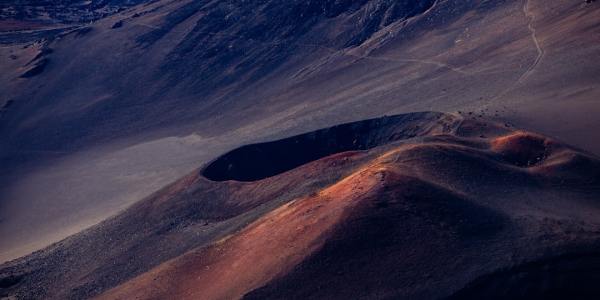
[448,252,600,300]
[19,58,48,78]
[0,274,23,288]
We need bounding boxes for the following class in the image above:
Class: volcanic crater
[2,112,600,300]
[202,112,454,182]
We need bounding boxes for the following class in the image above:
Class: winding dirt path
[483,0,545,107]
[517,0,544,84]
[302,43,471,75]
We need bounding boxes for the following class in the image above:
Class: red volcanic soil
[2,112,600,300]
[98,164,387,300]
[94,114,600,300]
[490,131,552,167]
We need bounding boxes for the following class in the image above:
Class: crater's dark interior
[202,112,442,182]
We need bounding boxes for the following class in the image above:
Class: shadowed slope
[448,253,600,300]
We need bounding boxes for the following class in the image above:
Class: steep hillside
[0,0,153,26]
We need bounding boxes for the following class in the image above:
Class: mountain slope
[0,0,599,266]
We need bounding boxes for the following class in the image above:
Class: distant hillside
[0,0,153,25]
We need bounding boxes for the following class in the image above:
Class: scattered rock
[1,100,14,112]
[20,58,48,78]
[112,20,124,29]
[0,274,23,288]
[75,26,93,37]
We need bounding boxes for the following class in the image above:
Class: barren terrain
[0,0,599,298]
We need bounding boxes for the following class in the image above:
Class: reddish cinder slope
[98,116,600,300]
[99,163,386,300]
